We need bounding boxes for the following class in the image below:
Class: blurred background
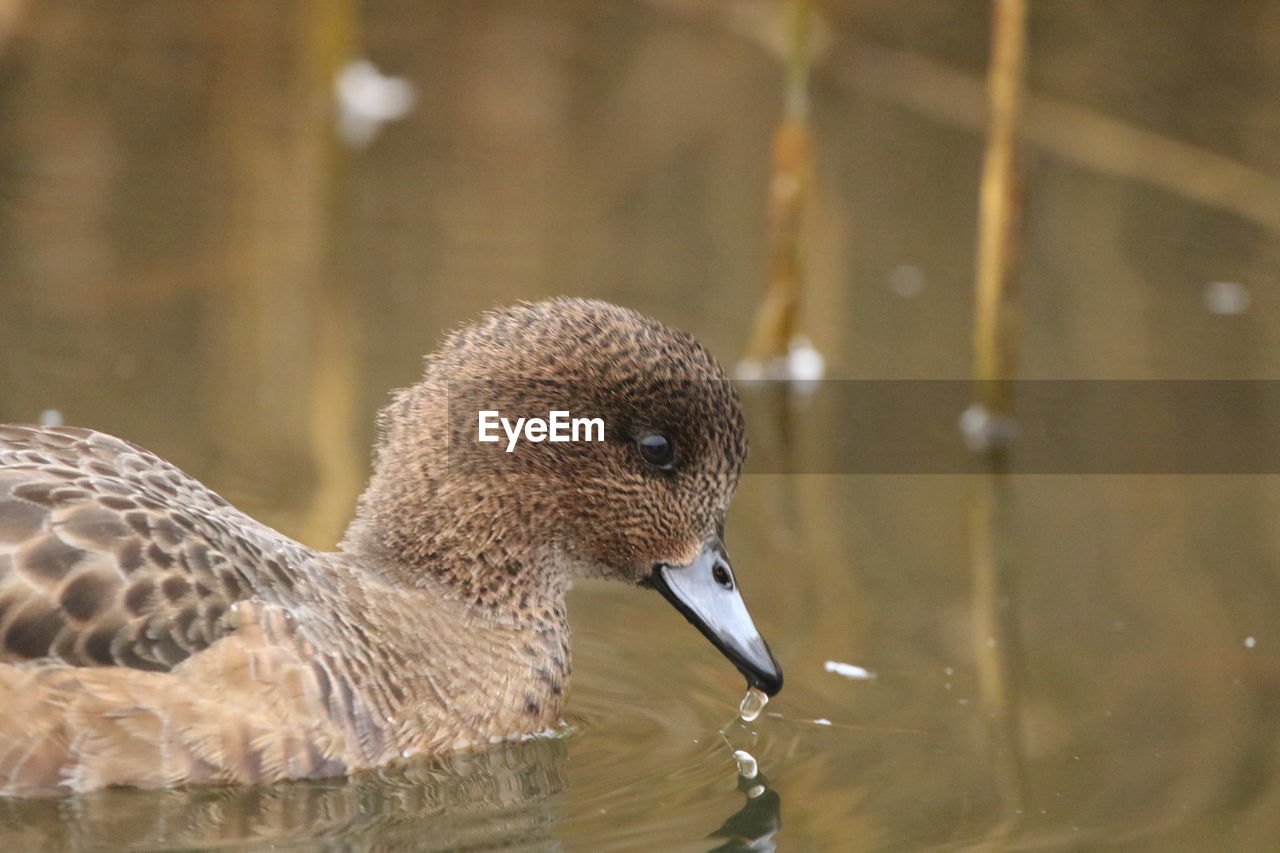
[1,1,1280,850]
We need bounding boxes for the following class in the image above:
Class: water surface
[1,2,1279,849]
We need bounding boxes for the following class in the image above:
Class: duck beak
[651,537,783,696]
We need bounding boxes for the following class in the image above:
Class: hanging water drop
[738,686,769,722]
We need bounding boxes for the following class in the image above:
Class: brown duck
[0,299,781,795]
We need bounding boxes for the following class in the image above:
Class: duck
[0,298,782,795]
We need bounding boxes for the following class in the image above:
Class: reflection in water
[967,467,1028,844]
[0,738,568,852]
[706,765,782,853]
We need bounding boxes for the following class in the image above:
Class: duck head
[347,298,782,697]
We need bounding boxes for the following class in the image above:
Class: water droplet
[747,784,766,798]
[738,686,769,722]
[1245,636,1257,648]
[733,749,758,779]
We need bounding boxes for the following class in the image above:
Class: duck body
[0,426,568,794]
[0,299,780,795]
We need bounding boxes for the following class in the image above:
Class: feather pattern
[0,299,751,795]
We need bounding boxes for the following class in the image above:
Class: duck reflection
[0,736,568,852]
[706,764,782,853]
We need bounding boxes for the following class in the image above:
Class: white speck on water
[823,660,877,681]
[958,698,970,705]
[1204,280,1251,315]
[733,749,758,779]
[943,666,955,676]
[958,403,1019,453]
[38,409,63,427]
[888,264,926,298]
[786,336,825,382]
[733,335,825,391]
[1245,636,1257,648]
[747,784,766,799]
[739,687,769,722]
[812,718,832,726]
[943,682,952,690]
[335,59,415,148]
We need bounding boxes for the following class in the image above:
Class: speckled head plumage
[345,298,748,593]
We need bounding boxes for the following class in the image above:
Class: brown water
[2,1,1280,850]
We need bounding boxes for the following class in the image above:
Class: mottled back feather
[0,425,293,671]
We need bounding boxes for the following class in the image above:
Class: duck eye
[712,563,733,589]
[636,433,675,470]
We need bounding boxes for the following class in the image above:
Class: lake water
[2,1,1279,849]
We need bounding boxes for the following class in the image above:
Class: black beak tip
[747,670,784,698]
[742,652,784,697]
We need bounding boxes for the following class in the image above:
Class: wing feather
[0,425,288,672]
